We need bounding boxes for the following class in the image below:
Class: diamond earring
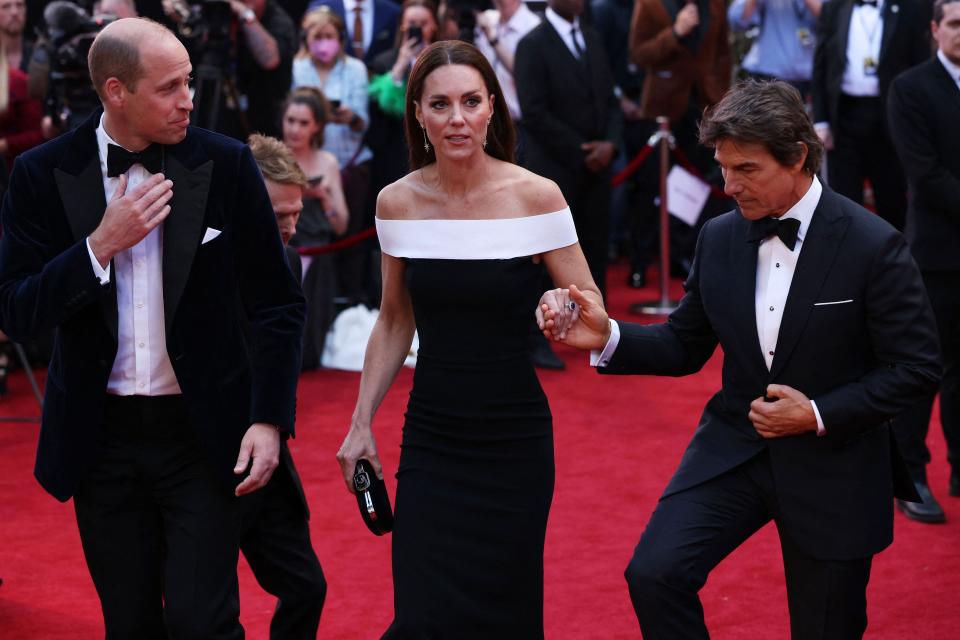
[482,117,491,149]
[421,126,430,153]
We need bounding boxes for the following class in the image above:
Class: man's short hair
[699,80,824,176]
[934,0,960,23]
[249,134,308,188]
[87,19,169,98]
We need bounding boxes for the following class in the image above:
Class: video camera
[31,1,114,131]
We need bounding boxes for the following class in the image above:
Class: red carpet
[1,263,958,638]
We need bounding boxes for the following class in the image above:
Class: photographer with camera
[163,0,297,138]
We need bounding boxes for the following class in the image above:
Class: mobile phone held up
[407,25,423,45]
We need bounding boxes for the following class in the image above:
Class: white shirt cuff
[810,399,826,436]
[86,237,111,285]
[590,319,620,367]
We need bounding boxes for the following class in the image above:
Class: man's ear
[102,77,126,109]
[794,142,809,173]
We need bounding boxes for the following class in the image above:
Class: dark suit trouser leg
[624,454,772,639]
[241,456,326,640]
[625,452,874,639]
[829,96,907,230]
[573,170,611,298]
[779,530,872,640]
[892,271,960,477]
[74,396,243,640]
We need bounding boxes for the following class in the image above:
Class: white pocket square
[814,299,853,306]
[201,227,222,245]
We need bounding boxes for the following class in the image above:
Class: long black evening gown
[376,211,577,639]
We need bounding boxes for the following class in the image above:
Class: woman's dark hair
[394,0,439,48]
[404,40,516,170]
[699,79,823,175]
[282,87,329,149]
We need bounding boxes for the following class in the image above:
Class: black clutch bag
[353,459,394,536]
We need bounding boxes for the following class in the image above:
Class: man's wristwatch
[241,8,256,24]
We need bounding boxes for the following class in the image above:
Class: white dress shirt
[842,0,885,96]
[593,177,827,433]
[937,48,960,91]
[474,4,541,121]
[86,115,181,396]
[544,7,587,61]
[344,0,374,54]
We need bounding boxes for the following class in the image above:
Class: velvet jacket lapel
[161,147,212,335]
[50,111,214,340]
[732,217,767,376]
[53,114,117,340]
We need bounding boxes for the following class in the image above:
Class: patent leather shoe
[896,481,946,524]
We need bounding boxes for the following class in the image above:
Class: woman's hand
[543,284,611,351]
[329,105,355,126]
[392,37,420,80]
[336,424,383,493]
[535,288,580,340]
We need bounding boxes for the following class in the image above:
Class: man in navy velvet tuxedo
[0,18,304,638]
[542,81,941,638]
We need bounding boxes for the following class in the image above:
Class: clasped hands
[536,286,818,439]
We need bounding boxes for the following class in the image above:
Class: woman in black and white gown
[336,40,603,639]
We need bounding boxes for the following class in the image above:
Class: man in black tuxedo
[886,0,960,523]
[247,133,327,638]
[812,0,931,231]
[541,81,940,638]
[0,19,305,638]
[515,0,622,297]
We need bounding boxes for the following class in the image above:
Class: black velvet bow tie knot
[854,0,878,7]
[747,216,801,250]
[106,143,163,177]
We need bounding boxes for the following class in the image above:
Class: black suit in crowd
[887,56,960,488]
[603,187,940,638]
[516,18,622,295]
[812,0,931,230]
[235,245,326,639]
[0,112,306,637]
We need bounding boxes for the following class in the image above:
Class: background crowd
[0,0,956,518]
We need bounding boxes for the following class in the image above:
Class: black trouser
[892,270,960,481]
[570,169,612,298]
[625,452,873,639]
[240,445,327,640]
[828,95,907,231]
[74,395,243,640]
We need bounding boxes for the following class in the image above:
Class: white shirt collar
[774,175,822,245]
[938,49,960,88]
[545,6,580,35]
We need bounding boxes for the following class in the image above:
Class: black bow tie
[106,143,163,177]
[747,216,801,250]
[854,0,878,7]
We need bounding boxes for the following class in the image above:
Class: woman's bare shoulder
[499,164,568,216]
[375,176,421,220]
[317,149,341,171]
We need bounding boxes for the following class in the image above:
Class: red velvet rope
[609,143,656,188]
[295,227,378,256]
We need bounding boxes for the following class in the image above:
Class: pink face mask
[310,38,341,63]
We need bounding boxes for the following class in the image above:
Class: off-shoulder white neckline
[376,208,578,260]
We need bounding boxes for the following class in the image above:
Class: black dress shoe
[896,481,946,524]
[627,270,646,288]
[949,472,959,498]
[529,336,565,370]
